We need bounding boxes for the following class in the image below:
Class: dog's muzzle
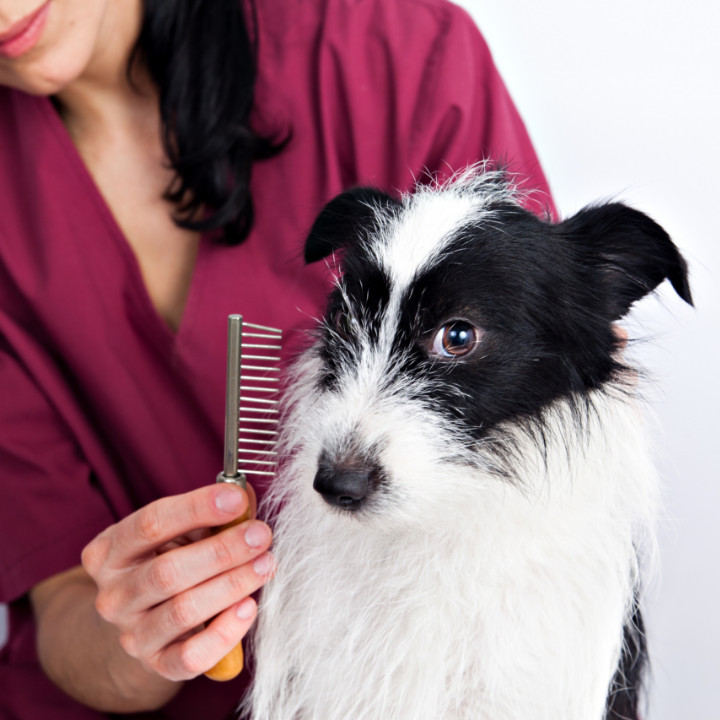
[313,460,379,511]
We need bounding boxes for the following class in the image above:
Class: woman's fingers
[82,484,251,574]
[115,517,272,623]
[135,518,272,606]
[89,515,272,624]
[157,597,259,681]
[130,551,276,661]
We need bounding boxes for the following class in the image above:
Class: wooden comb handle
[204,638,245,682]
[204,482,256,682]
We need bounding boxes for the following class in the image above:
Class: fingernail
[215,488,244,514]
[236,597,256,620]
[253,553,276,576]
[245,522,270,548]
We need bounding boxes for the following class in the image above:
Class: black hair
[131,0,283,245]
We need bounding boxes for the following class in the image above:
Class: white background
[2,2,718,717]
[453,1,719,718]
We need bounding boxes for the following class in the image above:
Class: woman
[0,0,553,716]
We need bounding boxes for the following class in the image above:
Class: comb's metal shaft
[218,314,245,486]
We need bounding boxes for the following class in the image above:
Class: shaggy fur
[245,169,692,720]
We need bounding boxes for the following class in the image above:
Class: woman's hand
[80,483,275,682]
[31,483,275,712]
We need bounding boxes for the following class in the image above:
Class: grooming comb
[204,314,282,682]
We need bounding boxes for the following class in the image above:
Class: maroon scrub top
[0,0,553,716]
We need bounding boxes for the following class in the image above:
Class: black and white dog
[246,170,692,720]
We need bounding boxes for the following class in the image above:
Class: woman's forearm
[31,566,182,713]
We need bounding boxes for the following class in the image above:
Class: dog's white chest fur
[249,386,655,720]
[245,171,691,720]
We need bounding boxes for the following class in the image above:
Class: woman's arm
[31,565,180,712]
[30,483,274,713]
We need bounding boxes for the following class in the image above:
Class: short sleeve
[289,0,556,216]
[405,2,555,216]
[0,343,115,601]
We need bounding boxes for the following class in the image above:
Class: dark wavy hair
[131,0,281,245]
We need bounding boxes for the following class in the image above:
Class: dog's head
[300,172,692,517]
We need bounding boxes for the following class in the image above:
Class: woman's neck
[53,0,150,141]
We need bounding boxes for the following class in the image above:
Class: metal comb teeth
[218,315,282,486]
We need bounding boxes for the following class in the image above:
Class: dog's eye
[431,321,481,358]
[331,308,359,340]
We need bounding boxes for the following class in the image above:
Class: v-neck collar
[30,92,208,353]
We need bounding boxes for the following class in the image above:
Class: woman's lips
[0,1,51,59]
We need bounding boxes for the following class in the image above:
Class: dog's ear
[560,203,693,320]
[304,187,400,264]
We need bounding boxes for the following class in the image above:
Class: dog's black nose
[313,465,370,511]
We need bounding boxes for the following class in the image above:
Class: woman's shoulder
[250,0,495,135]
[250,0,552,218]
[252,0,484,53]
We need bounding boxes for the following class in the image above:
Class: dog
[245,169,693,720]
